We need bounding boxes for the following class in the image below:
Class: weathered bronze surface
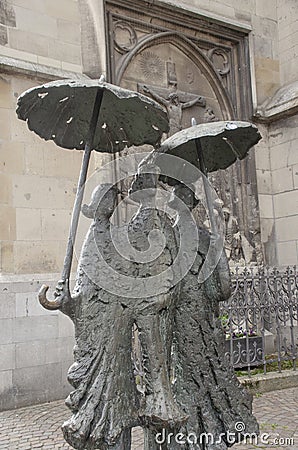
[156,121,262,175]
[17,78,169,312]
[16,79,169,152]
[17,75,260,449]
[56,172,259,450]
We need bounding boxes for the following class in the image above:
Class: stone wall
[277,0,298,85]
[268,115,298,266]
[0,273,74,410]
[0,0,87,409]
[0,0,298,409]
[0,0,82,73]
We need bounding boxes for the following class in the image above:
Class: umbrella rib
[222,137,241,159]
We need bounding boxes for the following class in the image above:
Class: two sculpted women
[49,161,258,450]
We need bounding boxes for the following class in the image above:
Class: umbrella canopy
[16,79,169,152]
[156,121,261,177]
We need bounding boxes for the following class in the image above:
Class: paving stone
[0,387,296,449]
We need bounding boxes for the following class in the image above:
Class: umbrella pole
[195,138,217,234]
[39,90,103,309]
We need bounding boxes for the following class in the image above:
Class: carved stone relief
[105,0,263,265]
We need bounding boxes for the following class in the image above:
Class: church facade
[0,0,297,408]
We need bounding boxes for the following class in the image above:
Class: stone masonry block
[15,340,45,368]
[277,241,298,266]
[288,142,298,166]
[61,359,74,391]
[13,240,63,273]
[0,141,24,174]
[45,0,80,23]
[37,55,62,69]
[252,16,278,39]
[0,107,11,141]
[41,209,72,241]
[57,18,81,45]
[276,216,298,242]
[233,0,256,13]
[0,205,16,241]
[0,318,13,344]
[260,217,274,244]
[293,164,298,190]
[48,39,81,65]
[207,0,236,19]
[43,142,81,179]
[14,6,58,38]
[0,292,15,319]
[0,241,14,273]
[255,58,280,82]
[0,76,12,109]
[270,117,298,145]
[256,80,280,106]
[16,208,41,241]
[13,315,58,343]
[0,44,38,63]
[8,28,49,57]
[10,110,41,144]
[255,137,270,170]
[10,0,46,13]
[15,291,58,317]
[254,36,273,59]
[0,344,15,370]
[12,174,76,209]
[11,76,36,100]
[256,169,272,195]
[256,0,277,20]
[44,337,74,365]
[274,190,298,218]
[271,167,294,194]
[258,194,274,218]
[0,370,13,410]
[61,61,82,73]
[270,142,291,171]
[0,173,11,204]
[12,363,61,407]
[281,30,298,52]
[58,313,74,338]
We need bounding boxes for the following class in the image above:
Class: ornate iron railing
[220,266,298,375]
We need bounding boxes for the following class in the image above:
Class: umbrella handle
[38,90,103,310]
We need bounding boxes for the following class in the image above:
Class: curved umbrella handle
[38,279,71,310]
[38,284,63,310]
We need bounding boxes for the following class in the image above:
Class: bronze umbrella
[16,77,169,307]
[154,120,262,231]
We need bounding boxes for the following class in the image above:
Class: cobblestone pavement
[0,387,297,449]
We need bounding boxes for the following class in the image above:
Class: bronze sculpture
[16,79,262,449]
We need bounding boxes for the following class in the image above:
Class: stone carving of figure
[203,106,218,122]
[223,206,254,265]
[142,85,205,136]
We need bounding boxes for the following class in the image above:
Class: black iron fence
[220,266,298,375]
